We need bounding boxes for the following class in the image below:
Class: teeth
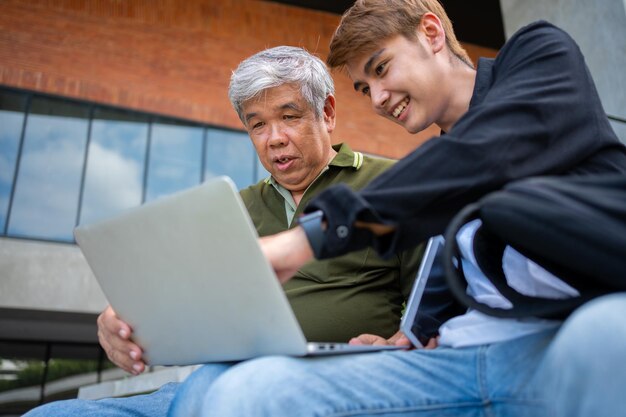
[392,98,409,118]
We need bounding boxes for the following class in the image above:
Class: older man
[24,46,423,417]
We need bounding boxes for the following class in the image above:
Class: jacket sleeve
[305,21,619,259]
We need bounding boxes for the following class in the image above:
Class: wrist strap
[298,210,325,258]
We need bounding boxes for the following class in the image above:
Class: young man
[23,47,423,416]
[168,1,626,416]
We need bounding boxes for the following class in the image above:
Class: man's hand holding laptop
[97,305,425,376]
[98,306,145,375]
[349,330,439,349]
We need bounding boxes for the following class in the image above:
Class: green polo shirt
[240,143,423,342]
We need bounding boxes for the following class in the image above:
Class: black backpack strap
[442,201,592,319]
[442,202,514,317]
[481,176,626,292]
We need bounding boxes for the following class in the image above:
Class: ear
[323,94,336,132]
[419,12,446,54]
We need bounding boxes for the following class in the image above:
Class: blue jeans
[541,293,626,417]
[24,293,626,417]
[169,329,553,417]
[22,381,180,417]
[170,293,626,417]
[22,364,232,417]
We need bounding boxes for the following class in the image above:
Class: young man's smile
[392,96,410,119]
[345,14,475,135]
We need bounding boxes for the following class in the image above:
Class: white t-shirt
[438,220,579,348]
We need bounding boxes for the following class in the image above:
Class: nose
[370,84,389,113]
[267,122,288,147]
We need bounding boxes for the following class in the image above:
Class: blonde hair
[327,0,472,69]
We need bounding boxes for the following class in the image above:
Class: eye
[283,114,299,121]
[361,86,370,96]
[375,61,387,76]
[251,121,264,130]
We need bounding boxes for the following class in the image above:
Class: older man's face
[242,84,336,193]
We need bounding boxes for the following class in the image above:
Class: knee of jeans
[168,364,231,417]
[542,293,626,417]
[212,356,299,396]
[185,363,231,386]
[564,293,626,338]
[204,356,306,414]
[552,293,626,360]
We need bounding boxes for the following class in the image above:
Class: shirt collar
[264,142,364,188]
[264,143,364,220]
[469,58,494,109]
[327,142,364,170]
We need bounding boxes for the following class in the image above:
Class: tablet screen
[400,236,449,348]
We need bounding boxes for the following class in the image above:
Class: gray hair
[229,46,335,123]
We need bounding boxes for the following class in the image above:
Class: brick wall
[0,0,497,158]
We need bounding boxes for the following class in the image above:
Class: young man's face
[346,31,448,134]
[242,84,336,192]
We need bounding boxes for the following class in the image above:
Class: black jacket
[306,21,626,260]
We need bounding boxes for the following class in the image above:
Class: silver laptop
[74,176,402,366]
[400,235,445,348]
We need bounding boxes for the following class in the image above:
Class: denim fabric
[22,381,179,417]
[165,363,231,416]
[169,330,555,417]
[170,293,626,417]
[541,293,626,417]
[23,294,626,417]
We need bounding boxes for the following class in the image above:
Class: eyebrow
[280,102,302,112]
[244,112,257,124]
[364,48,386,75]
[352,48,386,92]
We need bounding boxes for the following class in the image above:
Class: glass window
[0,341,116,414]
[145,120,204,202]
[7,97,89,241]
[0,88,263,242]
[79,108,148,226]
[0,342,47,414]
[42,344,105,403]
[0,90,27,233]
[205,129,255,190]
